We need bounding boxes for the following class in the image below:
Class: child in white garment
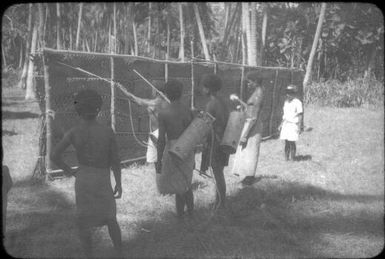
[279,84,303,161]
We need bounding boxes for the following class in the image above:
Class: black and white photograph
[2,2,384,258]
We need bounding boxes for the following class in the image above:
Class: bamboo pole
[165,17,170,82]
[269,70,279,135]
[42,51,52,177]
[240,65,245,101]
[111,3,117,132]
[190,40,195,109]
[213,54,217,74]
[41,48,303,72]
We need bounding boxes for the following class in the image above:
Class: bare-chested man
[156,80,195,218]
[200,74,230,210]
[126,83,169,170]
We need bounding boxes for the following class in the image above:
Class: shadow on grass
[121,180,383,258]
[294,154,312,161]
[4,179,77,258]
[2,110,40,120]
[2,130,18,136]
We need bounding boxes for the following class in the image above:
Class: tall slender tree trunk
[249,2,257,66]
[75,3,83,50]
[178,3,185,61]
[242,3,249,65]
[38,4,45,49]
[303,3,326,88]
[69,25,73,50]
[94,31,98,52]
[224,3,231,31]
[18,42,23,68]
[43,4,48,46]
[2,45,7,67]
[223,3,240,47]
[165,16,170,81]
[56,3,61,49]
[19,3,32,89]
[147,2,152,55]
[25,24,37,100]
[259,3,268,66]
[193,3,210,60]
[113,3,117,54]
[365,43,377,78]
[133,22,138,56]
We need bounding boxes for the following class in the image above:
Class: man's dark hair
[246,71,263,85]
[201,74,222,93]
[163,80,183,101]
[74,89,103,120]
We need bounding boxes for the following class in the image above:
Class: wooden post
[240,65,245,101]
[213,54,217,74]
[165,17,170,82]
[110,4,117,132]
[42,51,52,177]
[190,40,194,109]
[269,70,279,135]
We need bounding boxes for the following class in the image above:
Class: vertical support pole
[190,40,194,109]
[110,3,117,132]
[42,51,52,177]
[269,70,279,136]
[213,54,217,74]
[165,18,170,82]
[240,65,245,101]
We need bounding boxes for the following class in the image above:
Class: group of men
[128,74,230,215]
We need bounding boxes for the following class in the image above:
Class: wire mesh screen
[35,49,303,172]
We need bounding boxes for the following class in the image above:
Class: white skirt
[146,129,159,163]
[279,121,299,141]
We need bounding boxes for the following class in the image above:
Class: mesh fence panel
[35,50,303,172]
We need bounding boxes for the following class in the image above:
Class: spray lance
[230,94,248,110]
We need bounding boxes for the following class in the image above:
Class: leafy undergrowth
[3,88,384,258]
[305,77,384,108]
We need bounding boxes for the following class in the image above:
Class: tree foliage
[2,2,384,83]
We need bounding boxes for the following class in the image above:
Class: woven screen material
[36,51,303,169]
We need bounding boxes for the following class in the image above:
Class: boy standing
[279,84,303,161]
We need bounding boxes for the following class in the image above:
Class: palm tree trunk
[259,3,268,66]
[133,22,138,56]
[56,3,61,49]
[113,2,117,54]
[69,24,73,50]
[38,3,45,49]
[94,31,98,52]
[147,2,152,55]
[303,3,326,88]
[178,3,185,62]
[224,3,231,31]
[193,3,210,60]
[166,17,170,81]
[242,3,249,65]
[19,3,32,89]
[18,42,23,69]
[249,2,257,66]
[75,3,83,50]
[25,24,37,100]
[223,3,240,47]
[43,4,48,46]
[2,44,7,67]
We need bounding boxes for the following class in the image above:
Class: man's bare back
[158,101,193,141]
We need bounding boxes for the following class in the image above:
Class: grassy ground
[2,87,384,258]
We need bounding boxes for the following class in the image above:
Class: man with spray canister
[199,74,230,211]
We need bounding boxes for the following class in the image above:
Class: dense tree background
[2,2,384,94]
